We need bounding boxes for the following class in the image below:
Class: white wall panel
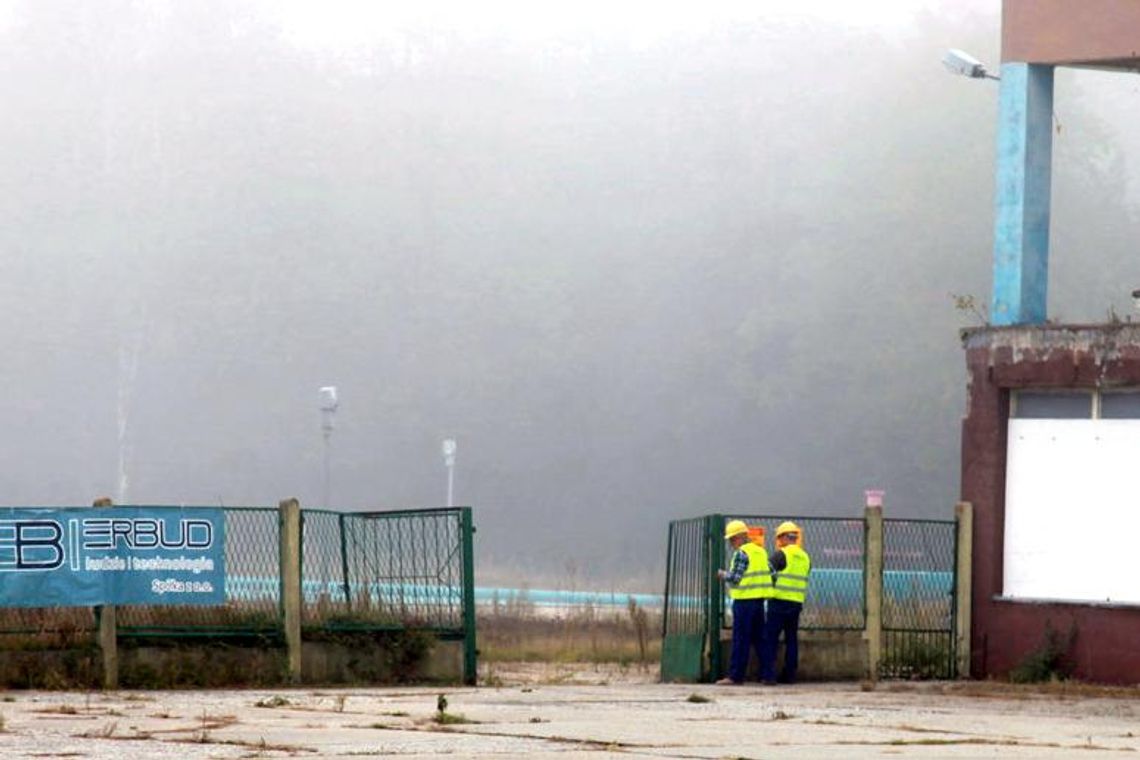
[1004,419,1140,605]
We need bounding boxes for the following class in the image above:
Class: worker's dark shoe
[760,679,777,686]
[714,677,741,686]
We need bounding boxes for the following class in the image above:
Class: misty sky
[2,0,1138,587]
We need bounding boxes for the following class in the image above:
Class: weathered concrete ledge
[962,323,1140,388]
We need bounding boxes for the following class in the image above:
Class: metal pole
[319,386,338,511]
[446,462,454,507]
[339,512,352,613]
[706,514,724,683]
[323,430,332,510]
[442,439,457,507]
[460,507,477,685]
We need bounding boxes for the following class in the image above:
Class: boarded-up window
[1004,390,1140,605]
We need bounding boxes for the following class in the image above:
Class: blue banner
[0,507,225,607]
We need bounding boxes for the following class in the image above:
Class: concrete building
[961,1,1140,683]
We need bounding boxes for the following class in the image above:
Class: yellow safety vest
[772,544,811,604]
[728,542,774,600]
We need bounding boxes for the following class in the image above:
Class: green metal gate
[660,516,720,682]
[662,512,960,682]
[661,514,865,682]
[880,518,957,679]
[300,507,478,684]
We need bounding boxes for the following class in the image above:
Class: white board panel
[1004,419,1140,605]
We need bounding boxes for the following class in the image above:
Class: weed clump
[1010,621,1077,684]
[434,693,476,725]
[254,695,291,708]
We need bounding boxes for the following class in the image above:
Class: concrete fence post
[955,501,973,679]
[864,504,884,682]
[93,497,118,690]
[279,498,303,683]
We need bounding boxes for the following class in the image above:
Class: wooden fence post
[279,498,303,683]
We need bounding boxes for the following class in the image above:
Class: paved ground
[1,665,1138,758]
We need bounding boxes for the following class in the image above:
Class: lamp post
[441,438,457,507]
[319,386,338,510]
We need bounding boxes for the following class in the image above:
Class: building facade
[964,1,1140,683]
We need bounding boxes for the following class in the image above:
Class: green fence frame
[300,506,477,684]
[661,515,721,682]
[880,517,957,680]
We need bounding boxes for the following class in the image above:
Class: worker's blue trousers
[728,598,765,683]
[762,598,803,683]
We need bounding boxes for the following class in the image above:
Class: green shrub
[1010,620,1077,684]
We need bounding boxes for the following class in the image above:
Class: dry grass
[0,609,95,650]
[478,604,661,665]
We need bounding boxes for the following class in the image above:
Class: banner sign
[0,507,225,607]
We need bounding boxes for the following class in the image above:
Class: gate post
[279,498,303,683]
[704,514,725,682]
[864,504,884,682]
[460,507,478,686]
[955,501,973,679]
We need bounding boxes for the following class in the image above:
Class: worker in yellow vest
[761,521,811,685]
[715,520,773,685]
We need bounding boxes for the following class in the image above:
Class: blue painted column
[991,62,1054,326]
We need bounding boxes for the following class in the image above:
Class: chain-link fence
[117,507,281,636]
[724,515,865,630]
[0,505,476,674]
[301,508,474,633]
[662,512,963,682]
[881,518,957,679]
[0,606,95,648]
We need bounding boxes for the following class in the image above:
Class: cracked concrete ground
[1,666,1138,758]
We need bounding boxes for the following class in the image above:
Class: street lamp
[942,48,1000,80]
[319,386,338,509]
[441,438,457,507]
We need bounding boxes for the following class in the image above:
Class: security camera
[943,48,991,79]
[1132,289,1140,311]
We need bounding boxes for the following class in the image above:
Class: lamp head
[943,48,991,79]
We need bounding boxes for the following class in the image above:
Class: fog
[2,0,1137,587]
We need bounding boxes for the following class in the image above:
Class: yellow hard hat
[724,520,749,540]
[776,521,801,537]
